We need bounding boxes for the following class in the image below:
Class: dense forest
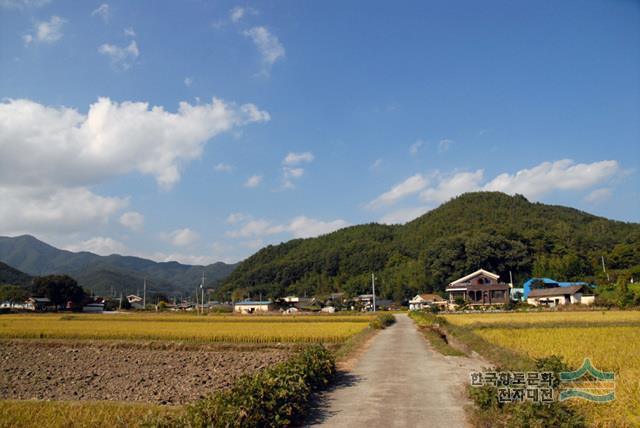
[215,192,640,302]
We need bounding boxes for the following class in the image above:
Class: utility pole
[372,273,376,313]
[200,272,206,315]
[601,256,610,282]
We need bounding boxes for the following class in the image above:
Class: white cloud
[124,27,136,37]
[227,216,349,239]
[0,97,269,190]
[91,3,110,22]
[99,40,139,70]
[243,26,285,73]
[23,15,65,45]
[420,170,484,204]
[284,167,304,178]
[0,96,267,235]
[66,236,127,256]
[483,160,620,199]
[370,158,383,171]
[166,228,199,246]
[379,207,429,225]
[0,186,127,236]
[119,211,144,231]
[367,174,428,209]
[1,0,50,9]
[230,6,256,23]
[438,139,454,153]
[283,151,314,165]
[244,175,263,187]
[226,212,249,224]
[584,188,612,204]
[214,163,234,172]
[409,139,425,156]
[184,77,193,87]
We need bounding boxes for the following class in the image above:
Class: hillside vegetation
[216,192,640,301]
[0,261,32,286]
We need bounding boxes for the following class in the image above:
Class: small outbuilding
[409,293,447,310]
[234,300,273,314]
[526,285,595,307]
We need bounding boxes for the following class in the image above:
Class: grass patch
[409,311,466,356]
[0,400,180,428]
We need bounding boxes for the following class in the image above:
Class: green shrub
[150,345,335,428]
[369,313,396,329]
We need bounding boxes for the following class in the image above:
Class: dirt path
[306,314,485,428]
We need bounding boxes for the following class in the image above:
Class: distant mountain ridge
[0,235,237,297]
[216,192,640,301]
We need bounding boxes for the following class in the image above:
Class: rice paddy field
[0,312,374,343]
[0,311,375,427]
[443,311,640,427]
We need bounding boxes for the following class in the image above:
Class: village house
[25,297,53,311]
[233,300,273,314]
[408,293,448,310]
[526,285,595,307]
[446,269,511,307]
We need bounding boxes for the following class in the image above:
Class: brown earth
[0,340,292,404]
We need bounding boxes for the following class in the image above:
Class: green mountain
[216,192,640,301]
[0,235,237,297]
[0,261,32,287]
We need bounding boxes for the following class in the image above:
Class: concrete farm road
[306,314,483,428]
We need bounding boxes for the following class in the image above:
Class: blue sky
[0,0,638,264]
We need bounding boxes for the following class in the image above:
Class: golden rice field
[0,313,372,343]
[442,310,640,327]
[447,311,640,427]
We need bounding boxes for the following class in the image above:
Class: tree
[0,285,29,306]
[32,275,85,309]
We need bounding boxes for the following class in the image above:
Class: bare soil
[0,340,291,404]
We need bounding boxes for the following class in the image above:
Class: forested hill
[0,235,237,297]
[0,261,32,287]
[216,192,640,302]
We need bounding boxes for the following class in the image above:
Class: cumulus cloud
[583,188,612,204]
[0,186,126,236]
[420,170,484,204]
[66,236,127,256]
[0,96,268,235]
[91,3,110,22]
[0,97,269,190]
[367,174,427,209]
[119,211,144,231]
[124,27,136,37]
[214,163,234,172]
[244,175,263,188]
[379,206,429,225]
[23,15,65,44]
[226,212,249,224]
[281,152,313,189]
[165,228,199,246]
[99,40,139,70]
[483,160,620,199]
[283,151,314,165]
[243,26,285,74]
[227,216,349,239]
